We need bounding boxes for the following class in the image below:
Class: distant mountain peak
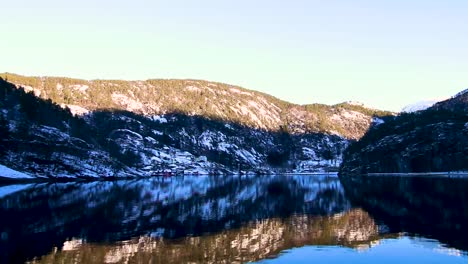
[401,100,441,113]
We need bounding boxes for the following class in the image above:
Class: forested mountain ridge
[0,73,391,140]
[0,74,391,179]
[340,89,468,175]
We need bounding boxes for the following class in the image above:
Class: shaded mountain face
[432,88,468,113]
[340,90,468,175]
[0,74,390,178]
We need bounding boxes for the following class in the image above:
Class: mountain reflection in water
[0,174,467,264]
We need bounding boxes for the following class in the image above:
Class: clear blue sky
[1,0,467,111]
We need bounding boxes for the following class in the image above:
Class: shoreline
[366,172,468,178]
[0,172,339,185]
[2,171,467,185]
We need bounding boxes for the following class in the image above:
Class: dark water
[0,175,467,264]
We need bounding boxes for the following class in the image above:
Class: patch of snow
[237,104,263,127]
[217,142,232,152]
[331,110,368,124]
[18,84,42,97]
[185,85,201,92]
[342,110,367,120]
[61,104,90,116]
[0,164,33,179]
[198,131,226,149]
[151,115,168,123]
[145,136,157,144]
[372,117,385,125]
[235,149,257,164]
[111,93,143,112]
[302,147,317,159]
[38,125,69,141]
[401,99,445,113]
[62,239,83,251]
[229,88,253,96]
[152,130,163,136]
[70,84,89,92]
[113,129,143,140]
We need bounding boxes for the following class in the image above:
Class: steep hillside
[340,90,468,175]
[0,74,391,179]
[432,88,468,112]
[0,73,391,140]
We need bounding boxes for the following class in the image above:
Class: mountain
[0,73,392,179]
[0,73,391,139]
[340,90,468,175]
[432,88,468,112]
[401,99,441,113]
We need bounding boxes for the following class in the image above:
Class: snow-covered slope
[0,164,33,179]
[401,99,442,113]
[1,73,392,139]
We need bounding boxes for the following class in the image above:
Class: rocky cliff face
[0,74,390,179]
[340,90,468,175]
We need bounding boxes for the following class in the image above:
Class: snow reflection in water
[0,175,467,263]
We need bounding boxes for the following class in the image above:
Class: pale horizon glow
[1,0,467,111]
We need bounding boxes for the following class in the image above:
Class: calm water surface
[0,175,467,263]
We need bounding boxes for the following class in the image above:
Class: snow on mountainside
[0,74,393,179]
[401,100,440,113]
[0,164,33,179]
[1,73,392,139]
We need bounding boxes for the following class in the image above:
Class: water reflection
[340,175,468,252]
[0,175,349,263]
[28,209,392,264]
[0,175,467,263]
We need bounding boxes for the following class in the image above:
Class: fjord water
[0,175,467,263]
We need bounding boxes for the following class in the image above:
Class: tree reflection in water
[1,174,467,263]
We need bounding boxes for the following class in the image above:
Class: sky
[1,0,467,111]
